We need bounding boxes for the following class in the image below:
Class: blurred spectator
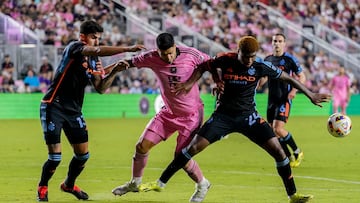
[23,69,40,93]
[39,56,54,81]
[1,70,15,93]
[2,54,15,75]
[129,80,143,94]
[19,64,35,80]
[39,72,51,94]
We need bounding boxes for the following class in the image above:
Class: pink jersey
[330,75,351,99]
[132,46,210,116]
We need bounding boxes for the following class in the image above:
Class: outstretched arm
[288,71,306,99]
[92,60,131,94]
[82,44,145,56]
[279,72,331,107]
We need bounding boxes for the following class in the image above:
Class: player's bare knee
[136,142,151,154]
[273,127,285,137]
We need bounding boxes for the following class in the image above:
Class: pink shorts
[333,97,348,107]
[139,106,204,153]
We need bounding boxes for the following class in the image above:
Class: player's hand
[310,93,332,107]
[288,89,297,100]
[171,81,193,95]
[129,44,146,52]
[213,81,224,96]
[113,60,130,72]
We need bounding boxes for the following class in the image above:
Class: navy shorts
[199,111,275,145]
[267,100,292,124]
[40,103,88,145]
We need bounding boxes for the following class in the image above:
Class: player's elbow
[94,85,107,94]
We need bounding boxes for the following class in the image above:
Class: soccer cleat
[60,182,89,200]
[290,151,304,168]
[189,178,211,202]
[112,180,139,196]
[37,186,48,202]
[289,193,314,203]
[138,181,164,192]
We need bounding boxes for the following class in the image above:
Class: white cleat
[189,178,211,202]
[112,180,139,196]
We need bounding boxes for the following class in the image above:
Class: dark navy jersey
[42,41,99,113]
[208,52,282,115]
[264,52,302,102]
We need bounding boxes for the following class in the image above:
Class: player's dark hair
[80,20,103,35]
[238,36,259,54]
[156,33,175,50]
[274,33,286,41]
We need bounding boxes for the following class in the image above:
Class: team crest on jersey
[248,67,255,75]
[280,59,286,66]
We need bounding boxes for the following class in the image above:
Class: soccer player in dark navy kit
[138,36,331,203]
[264,33,307,168]
[36,20,144,202]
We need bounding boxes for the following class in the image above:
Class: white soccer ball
[327,113,352,138]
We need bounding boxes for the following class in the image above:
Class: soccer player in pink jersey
[112,33,211,202]
[329,67,351,114]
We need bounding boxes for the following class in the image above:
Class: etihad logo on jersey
[223,74,256,81]
[223,67,256,82]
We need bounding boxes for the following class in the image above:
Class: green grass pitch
[0,116,359,203]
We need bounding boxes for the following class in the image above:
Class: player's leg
[332,98,340,113]
[340,98,348,115]
[175,108,210,202]
[263,137,313,202]
[157,112,231,185]
[268,104,293,162]
[141,134,211,189]
[251,122,313,202]
[140,112,233,203]
[273,102,303,167]
[60,115,89,200]
[112,110,176,196]
[37,104,62,202]
[176,108,206,182]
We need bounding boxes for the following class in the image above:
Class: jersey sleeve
[256,57,282,79]
[190,47,211,65]
[131,49,156,68]
[284,52,303,74]
[69,42,84,59]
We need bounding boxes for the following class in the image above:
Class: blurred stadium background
[0,1,360,203]
[0,0,360,117]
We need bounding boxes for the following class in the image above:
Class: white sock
[132,177,142,185]
[157,180,166,188]
[199,177,208,185]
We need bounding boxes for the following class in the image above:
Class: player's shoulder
[136,49,158,58]
[283,52,299,62]
[264,54,274,61]
[177,45,204,55]
[254,57,280,71]
[63,40,84,56]
[216,51,237,58]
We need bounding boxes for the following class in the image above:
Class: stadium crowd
[0,0,359,95]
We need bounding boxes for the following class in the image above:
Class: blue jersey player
[138,36,331,203]
[264,33,307,168]
[36,20,144,202]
